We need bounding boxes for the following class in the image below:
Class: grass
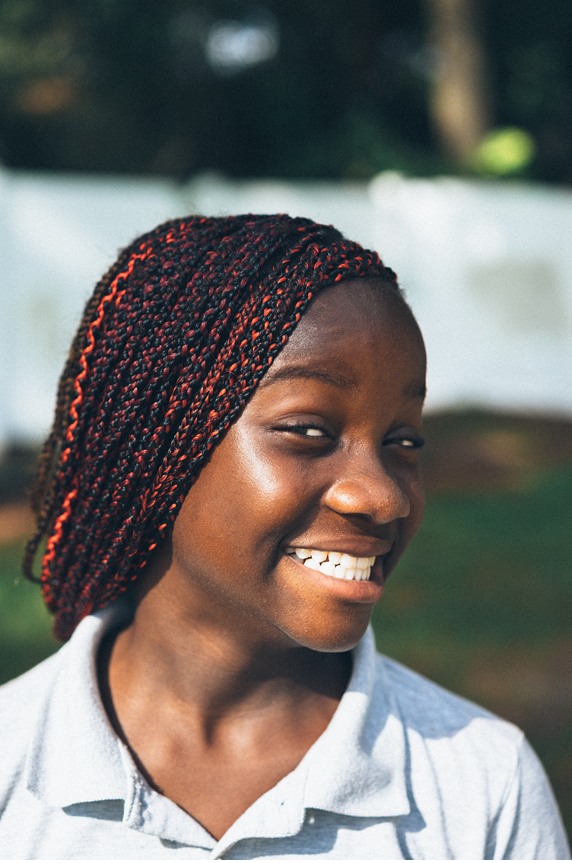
[372,461,572,841]
[0,429,571,841]
[0,541,59,685]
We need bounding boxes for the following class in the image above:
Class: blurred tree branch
[425,0,491,163]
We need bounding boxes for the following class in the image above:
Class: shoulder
[376,650,523,744]
[0,650,63,788]
[372,652,570,859]
[0,649,63,718]
[373,651,525,798]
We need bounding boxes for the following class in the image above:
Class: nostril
[325,475,410,523]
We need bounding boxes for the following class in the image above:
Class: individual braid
[23,214,398,641]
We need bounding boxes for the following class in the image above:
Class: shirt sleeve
[487,735,570,859]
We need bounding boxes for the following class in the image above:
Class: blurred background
[0,0,571,840]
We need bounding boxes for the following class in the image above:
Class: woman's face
[168,279,426,653]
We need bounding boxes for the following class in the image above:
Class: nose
[323,449,411,524]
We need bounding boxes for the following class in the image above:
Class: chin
[280,615,372,654]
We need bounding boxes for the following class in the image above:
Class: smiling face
[168,279,426,653]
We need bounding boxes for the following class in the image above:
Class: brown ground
[0,502,35,545]
[421,410,572,492]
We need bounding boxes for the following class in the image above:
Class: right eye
[281,424,329,438]
[301,427,326,437]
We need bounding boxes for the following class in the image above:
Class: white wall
[1,168,571,447]
[368,174,572,416]
[0,172,186,444]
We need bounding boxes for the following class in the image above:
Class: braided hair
[23,214,398,641]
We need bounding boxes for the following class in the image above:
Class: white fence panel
[1,169,571,448]
[0,172,185,444]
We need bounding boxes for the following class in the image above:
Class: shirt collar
[211,627,410,857]
[25,602,411,845]
[301,627,410,818]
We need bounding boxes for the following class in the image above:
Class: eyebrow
[259,365,358,390]
[261,366,427,401]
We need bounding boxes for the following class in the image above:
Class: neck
[102,564,352,732]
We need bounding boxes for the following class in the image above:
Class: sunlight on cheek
[242,455,293,504]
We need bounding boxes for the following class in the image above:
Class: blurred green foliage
[471,127,536,176]
[0,0,571,181]
[0,0,438,177]
[0,540,58,685]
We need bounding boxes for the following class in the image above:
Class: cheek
[226,423,318,521]
[392,468,425,564]
[230,445,315,545]
[173,432,310,566]
[403,472,425,544]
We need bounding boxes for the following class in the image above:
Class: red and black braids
[23,214,398,641]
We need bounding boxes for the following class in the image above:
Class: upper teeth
[285,547,375,581]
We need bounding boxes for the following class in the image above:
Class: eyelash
[282,423,329,438]
[280,424,425,449]
[386,435,425,450]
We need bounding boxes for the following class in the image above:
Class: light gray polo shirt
[0,604,569,860]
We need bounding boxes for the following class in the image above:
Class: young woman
[0,215,568,859]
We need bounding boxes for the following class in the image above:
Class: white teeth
[340,553,356,569]
[304,558,321,571]
[288,547,376,581]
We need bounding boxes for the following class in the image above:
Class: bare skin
[99,280,426,840]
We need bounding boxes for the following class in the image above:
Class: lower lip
[284,554,386,604]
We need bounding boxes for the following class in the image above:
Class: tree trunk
[426,0,491,164]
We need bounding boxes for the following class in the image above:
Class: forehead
[262,279,426,394]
